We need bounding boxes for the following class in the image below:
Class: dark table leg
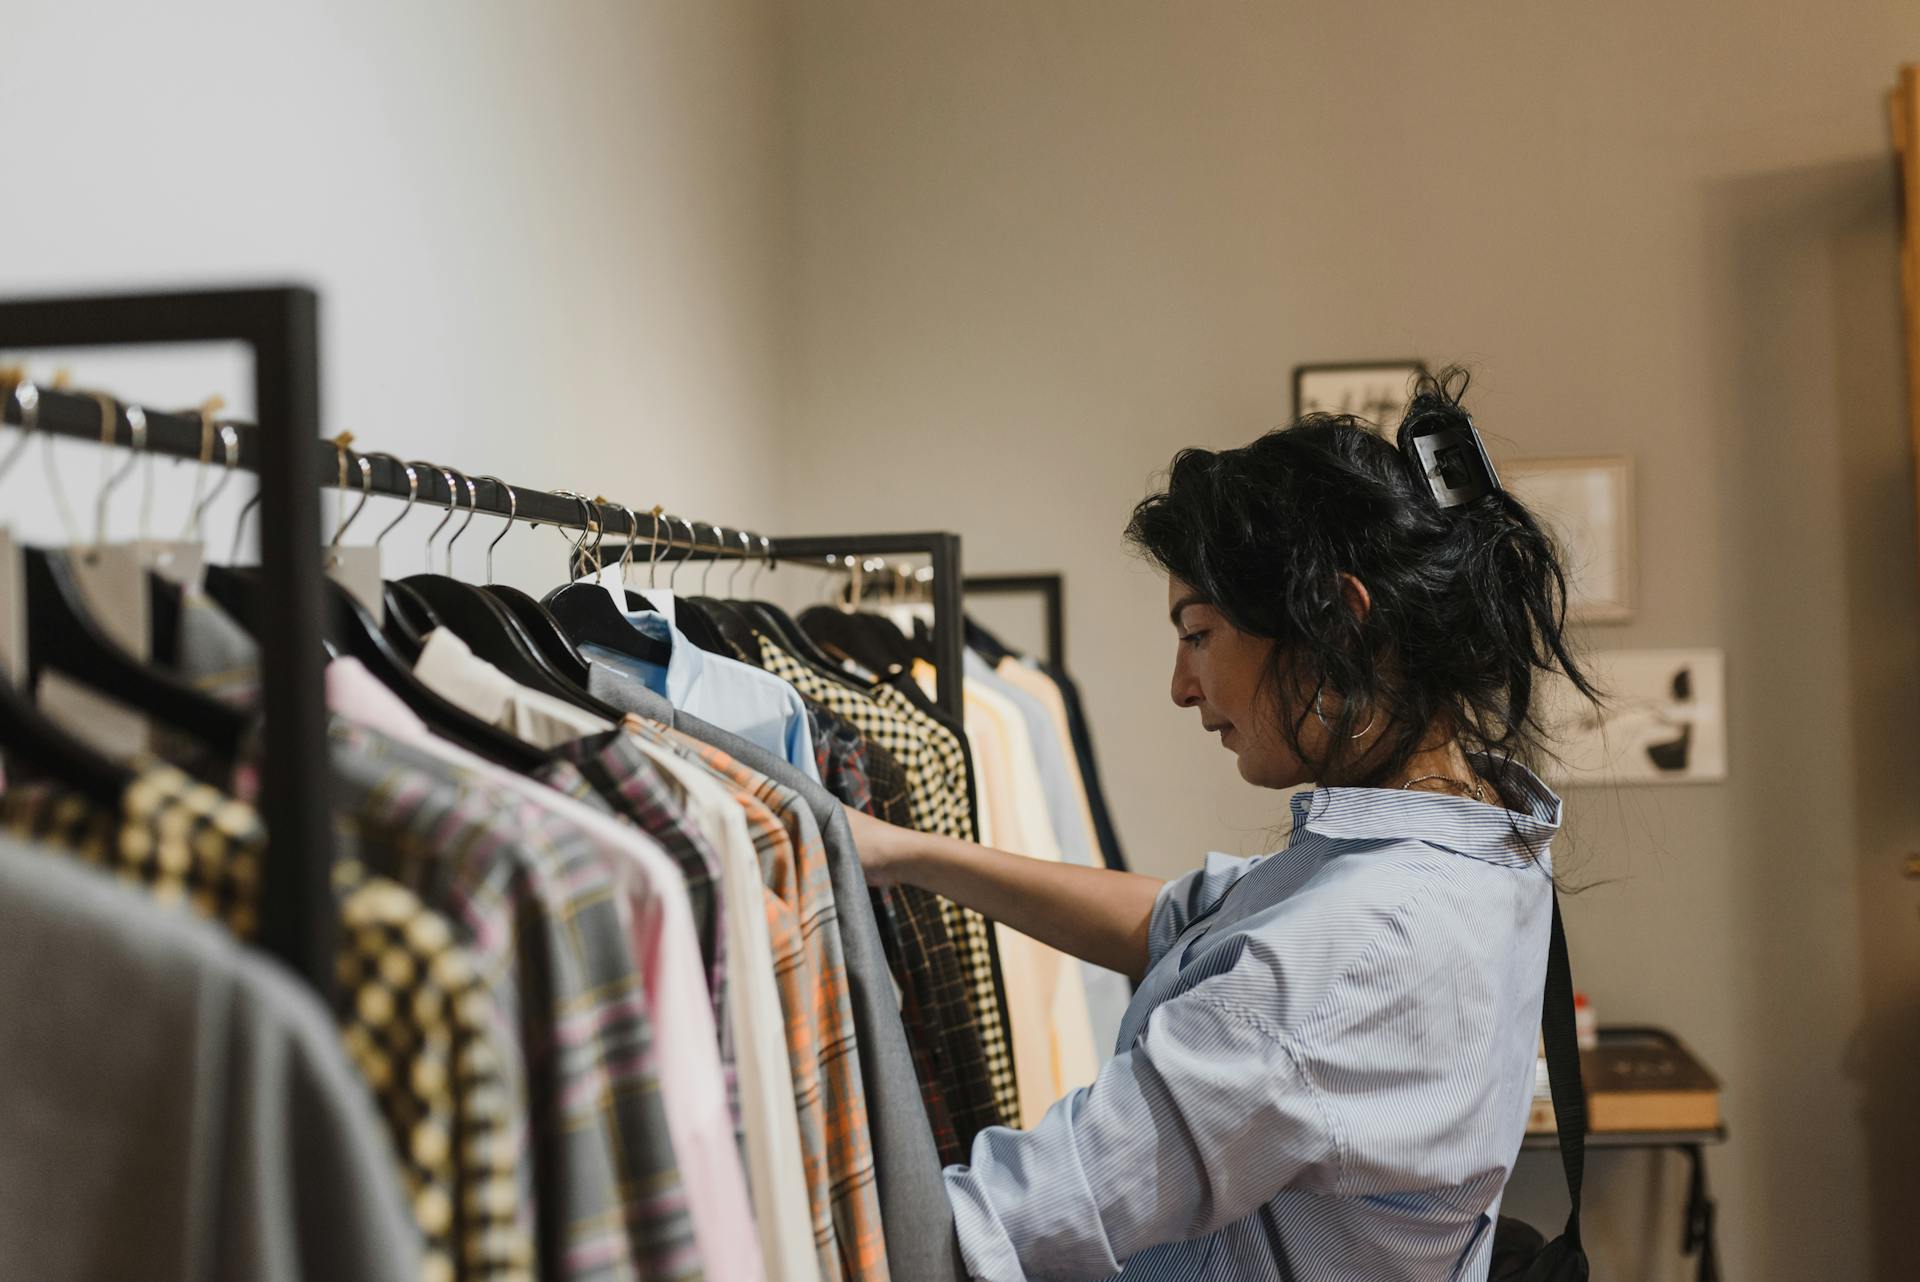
[1681,1143,1721,1282]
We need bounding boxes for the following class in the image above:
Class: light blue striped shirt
[945,757,1560,1281]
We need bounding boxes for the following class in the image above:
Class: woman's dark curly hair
[1124,367,1600,789]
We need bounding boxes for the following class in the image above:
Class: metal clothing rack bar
[772,532,966,719]
[963,572,1064,668]
[0,286,332,1001]
[0,381,972,720]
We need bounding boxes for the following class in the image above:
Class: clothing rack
[964,573,1064,668]
[599,532,968,718]
[0,286,333,1000]
[1,308,971,724]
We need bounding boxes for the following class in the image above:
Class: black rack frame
[0,286,333,998]
[963,572,1064,668]
[2,340,972,723]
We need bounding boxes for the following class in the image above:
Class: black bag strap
[1540,892,1585,1242]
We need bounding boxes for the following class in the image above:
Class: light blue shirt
[945,757,1561,1281]
[580,610,822,785]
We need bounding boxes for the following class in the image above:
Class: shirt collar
[1287,754,1562,870]
[626,610,702,705]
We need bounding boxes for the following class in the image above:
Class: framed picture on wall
[1501,456,1635,623]
[1537,648,1727,785]
[1292,360,1428,430]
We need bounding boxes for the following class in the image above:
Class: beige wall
[778,3,1920,1278]
[2,0,790,586]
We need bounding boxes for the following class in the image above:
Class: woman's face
[1167,576,1312,789]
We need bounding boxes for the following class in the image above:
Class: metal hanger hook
[586,497,610,576]
[444,467,478,576]
[550,490,595,578]
[748,534,773,597]
[647,507,665,588]
[667,515,697,590]
[700,524,725,595]
[475,475,515,583]
[92,397,145,548]
[608,501,640,587]
[328,441,373,551]
[188,422,240,543]
[412,461,457,568]
[370,453,419,547]
[0,375,36,487]
[727,531,751,597]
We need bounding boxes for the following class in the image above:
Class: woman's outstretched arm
[845,807,1165,983]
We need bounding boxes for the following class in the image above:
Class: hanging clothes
[755,637,1020,1134]
[0,763,532,1282]
[0,836,423,1282]
[952,663,1103,1122]
[579,609,822,785]
[968,651,1132,1054]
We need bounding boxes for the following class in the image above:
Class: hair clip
[1406,413,1501,509]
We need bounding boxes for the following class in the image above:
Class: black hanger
[0,676,136,807]
[149,570,185,669]
[382,581,435,657]
[964,614,1018,666]
[798,603,917,674]
[541,497,674,669]
[405,573,626,720]
[688,597,768,667]
[203,564,551,773]
[396,469,621,716]
[24,546,251,758]
[461,474,597,689]
[485,584,594,686]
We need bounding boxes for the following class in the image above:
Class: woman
[845,371,1599,1281]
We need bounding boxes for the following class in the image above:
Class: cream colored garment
[994,659,1103,867]
[411,628,613,747]
[962,678,1102,1127]
[619,721,823,1282]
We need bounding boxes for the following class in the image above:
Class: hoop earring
[1314,689,1375,739]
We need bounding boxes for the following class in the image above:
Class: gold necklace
[1400,773,1487,803]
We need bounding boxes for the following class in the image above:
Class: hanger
[203,560,553,774]
[670,519,739,658]
[21,395,251,759]
[477,475,596,686]
[689,526,769,666]
[606,501,658,615]
[0,379,140,804]
[748,551,877,676]
[365,454,435,656]
[401,469,620,715]
[541,493,673,667]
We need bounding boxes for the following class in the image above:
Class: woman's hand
[843,806,922,887]
[841,803,1164,980]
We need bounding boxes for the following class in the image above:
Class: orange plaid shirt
[625,717,891,1282]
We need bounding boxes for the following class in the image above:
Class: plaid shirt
[807,701,875,818]
[540,729,730,1055]
[756,639,1020,1131]
[876,883,1002,1163]
[0,765,533,1282]
[330,719,702,1282]
[860,740,915,830]
[625,716,892,1282]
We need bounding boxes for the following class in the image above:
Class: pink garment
[326,659,768,1282]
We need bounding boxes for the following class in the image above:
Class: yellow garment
[961,677,1102,1126]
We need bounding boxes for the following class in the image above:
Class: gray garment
[591,662,969,1282]
[964,650,1132,1052]
[0,839,422,1282]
